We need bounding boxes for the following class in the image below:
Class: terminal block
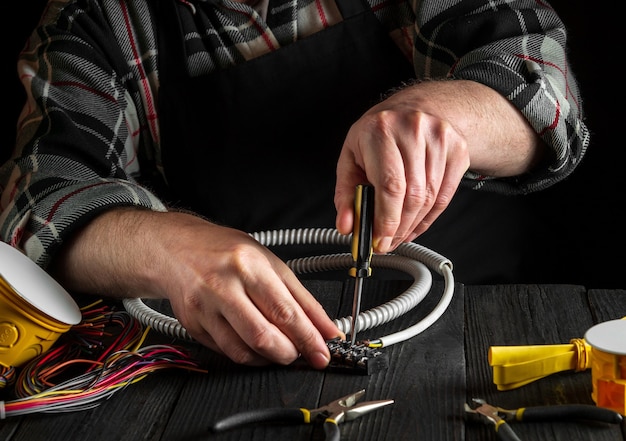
[325,337,388,375]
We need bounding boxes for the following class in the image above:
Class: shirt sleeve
[412,0,589,194]
[0,1,166,269]
[0,0,590,269]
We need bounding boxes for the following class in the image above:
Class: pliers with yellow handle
[465,398,623,441]
[210,389,393,441]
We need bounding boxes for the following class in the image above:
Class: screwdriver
[349,184,374,345]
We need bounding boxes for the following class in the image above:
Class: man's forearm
[50,207,171,298]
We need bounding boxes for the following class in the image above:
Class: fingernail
[374,236,393,253]
[309,351,330,369]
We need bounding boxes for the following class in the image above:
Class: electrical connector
[325,337,388,375]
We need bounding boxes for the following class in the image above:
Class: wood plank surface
[0,278,466,441]
[162,279,466,441]
[464,284,625,441]
[588,288,626,322]
[2,283,623,440]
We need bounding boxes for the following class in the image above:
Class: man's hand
[335,79,544,254]
[52,208,343,369]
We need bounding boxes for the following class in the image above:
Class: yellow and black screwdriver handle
[349,184,374,280]
[348,184,374,343]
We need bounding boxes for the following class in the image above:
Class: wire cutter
[210,389,393,441]
[465,398,623,441]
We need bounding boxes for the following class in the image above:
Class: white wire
[378,264,454,347]
[122,228,454,348]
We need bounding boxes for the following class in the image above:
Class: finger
[397,129,446,246]
[190,316,272,367]
[245,271,335,370]
[336,115,407,245]
[279,268,344,341]
[335,144,366,235]
[411,152,465,238]
[356,129,406,254]
[386,120,429,250]
[401,119,469,244]
[218,282,303,365]
[170,292,277,366]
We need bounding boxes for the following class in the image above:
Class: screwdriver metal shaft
[349,184,374,345]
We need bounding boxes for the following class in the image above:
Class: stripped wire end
[325,337,388,375]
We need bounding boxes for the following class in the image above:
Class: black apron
[157,0,414,232]
[155,0,535,283]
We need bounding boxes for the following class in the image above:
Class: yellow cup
[0,242,81,368]
[585,319,626,416]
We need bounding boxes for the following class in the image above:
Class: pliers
[465,398,623,441]
[210,389,393,441]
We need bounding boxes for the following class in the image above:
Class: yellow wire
[80,299,103,311]
[131,327,152,352]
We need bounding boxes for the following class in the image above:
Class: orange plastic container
[0,242,81,368]
[585,319,626,416]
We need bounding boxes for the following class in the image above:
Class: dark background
[2,1,622,288]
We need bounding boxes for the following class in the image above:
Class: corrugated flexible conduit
[123,228,454,347]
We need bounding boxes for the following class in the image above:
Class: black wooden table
[1,280,625,441]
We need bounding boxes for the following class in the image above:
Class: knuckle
[379,215,402,234]
[422,184,438,207]
[228,243,259,269]
[227,344,263,366]
[266,299,300,331]
[222,323,275,365]
[379,174,406,199]
[246,323,298,365]
[293,329,319,353]
[367,109,396,132]
[181,291,205,314]
[405,183,427,205]
[362,110,400,148]
[416,219,433,235]
[433,192,452,209]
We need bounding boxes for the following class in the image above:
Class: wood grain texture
[2,283,624,441]
[465,284,625,441]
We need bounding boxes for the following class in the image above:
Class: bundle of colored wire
[0,366,16,389]
[0,300,206,419]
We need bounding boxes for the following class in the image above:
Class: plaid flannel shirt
[0,0,589,267]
